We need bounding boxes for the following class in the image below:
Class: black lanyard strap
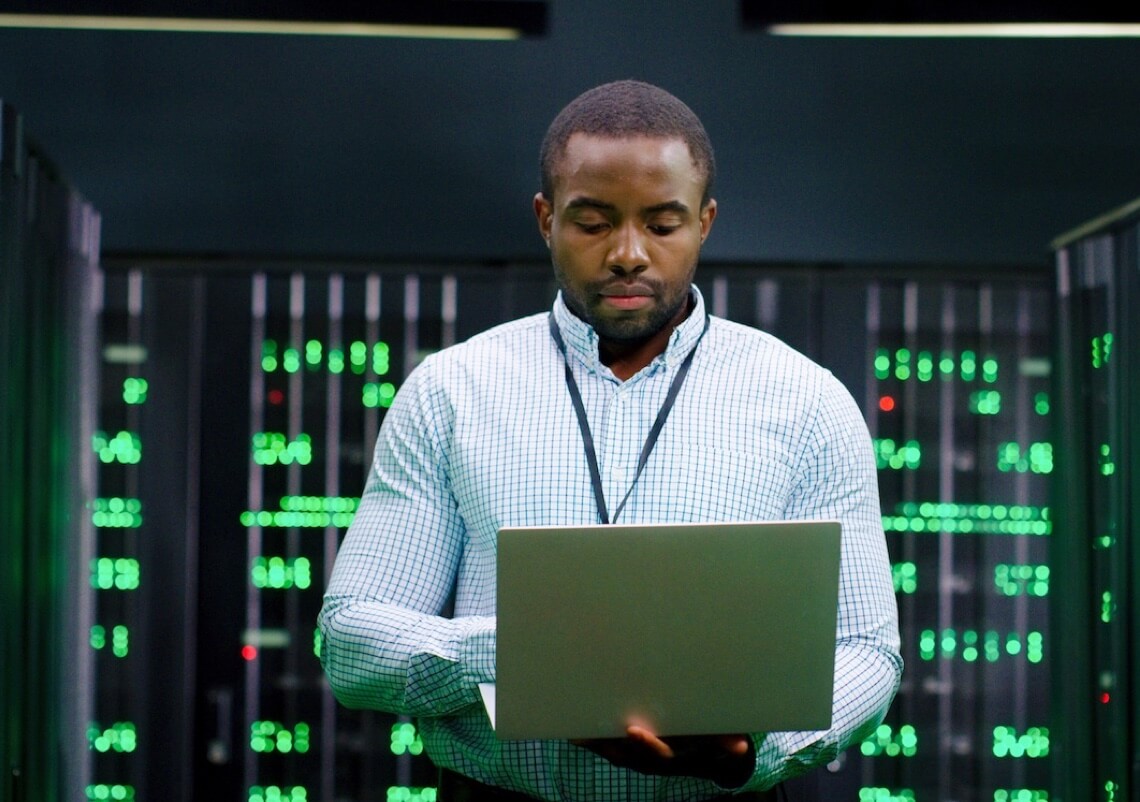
[548,311,709,524]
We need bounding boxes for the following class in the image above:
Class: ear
[699,198,717,244]
[533,192,554,247]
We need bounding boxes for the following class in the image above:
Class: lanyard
[548,311,709,524]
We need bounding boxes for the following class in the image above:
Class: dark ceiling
[2,0,1139,267]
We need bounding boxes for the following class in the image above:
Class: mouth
[597,283,654,311]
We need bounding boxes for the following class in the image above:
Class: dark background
[1,0,1138,267]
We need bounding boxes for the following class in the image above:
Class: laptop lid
[491,519,841,740]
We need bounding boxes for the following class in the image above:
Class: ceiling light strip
[768,22,1140,37]
[0,13,521,40]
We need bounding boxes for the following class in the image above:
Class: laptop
[487,519,841,740]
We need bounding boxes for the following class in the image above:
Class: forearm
[319,595,496,717]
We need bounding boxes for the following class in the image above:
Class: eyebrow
[564,197,692,216]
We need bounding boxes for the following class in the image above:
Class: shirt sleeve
[741,372,904,792]
[317,359,496,717]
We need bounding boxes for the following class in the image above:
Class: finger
[719,734,751,756]
[625,725,675,759]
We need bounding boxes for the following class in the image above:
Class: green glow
[122,377,148,404]
[373,342,391,375]
[91,558,140,590]
[857,788,915,802]
[894,348,911,381]
[992,726,1049,758]
[1102,591,1114,623]
[969,390,1001,415]
[251,721,310,754]
[390,722,425,756]
[249,787,308,802]
[961,349,977,381]
[262,340,278,372]
[1091,333,1113,368]
[313,628,322,658]
[939,350,955,376]
[86,785,136,801]
[1033,392,1050,415]
[87,721,137,753]
[251,432,312,465]
[328,348,345,374]
[1106,781,1118,802]
[916,351,933,382]
[387,788,438,802]
[994,564,1049,597]
[279,495,359,512]
[92,430,141,464]
[982,357,998,383]
[251,556,312,590]
[90,625,105,650]
[1099,444,1115,475]
[892,562,916,594]
[241,510,355,528]
[92,497,143,528]
[282,347,301,373]
[874,348,890,379]
[883,502,1051,536]
[305,339,322,368]
[993,790,1050,802]
[920,629,1043,663]
[363,381,398,408]
[859,723,917,757]
[873,438,921,470]
[996,442,1053,474]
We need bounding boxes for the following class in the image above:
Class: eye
[575,221,610,234]
[648,224,680,236]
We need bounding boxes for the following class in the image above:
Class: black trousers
[438,768,785,802]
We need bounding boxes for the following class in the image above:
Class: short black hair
[539,79,716,207]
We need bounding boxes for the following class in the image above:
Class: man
[319,79,902,801]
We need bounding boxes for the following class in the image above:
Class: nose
[606,222,649,275]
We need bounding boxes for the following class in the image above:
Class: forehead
[550,134,703,203]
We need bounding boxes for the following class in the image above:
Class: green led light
[92,497,143,528]
[122,377,148,404]
[883,503,1050,536]
[1099,444,1115,476]
[961,349,977,381]
[994,790,1050,802]
[86,785,136,801]
[992,726,1049,758]
[279,495,360,513]
[1091,332,1113,368]
[1101,591,1114,623]
[857,787,916,801]
[241,510,355,528]
[90,625,106,649]
[249,786,308,802]
[251,432,312,466]
[251,556,312,590]
[859,723,917,757]
[262,339,278,372]
[305,339,322,368]
[873,438,921,471]
[891,562,916,594]
[250,721,310,754]
[995,564,1049,597]
[390,722,425,756]
[387,788,438,802]
[90,558,140,590]
[92,430,142,464]
[920,629,1041,663]
[363,382,398,409]
[1106,780,1118,802]
[328,348,345,374]
[874,348,890,380]
[982,357,999,383]
[373,342,391,375]
[997,442,1052,474]
[1033,392,1050,415]
[87,721,137,753]
[939,350,955,376]
[915,350,933,382]
[894,348,911,381]
[969,390,1002,415]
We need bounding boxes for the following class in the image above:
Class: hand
[573,726,754,787]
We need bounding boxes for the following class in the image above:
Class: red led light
[241,645,258,661]
[1101,692,1111,704]
[879,395,896,412]
[267,389,285,405]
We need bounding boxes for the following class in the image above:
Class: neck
[599,298,693,381]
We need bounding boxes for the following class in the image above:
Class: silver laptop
[489,519,841,740]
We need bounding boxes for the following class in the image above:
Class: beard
[553,260,696,344]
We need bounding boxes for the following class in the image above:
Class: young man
[319,80,902,801]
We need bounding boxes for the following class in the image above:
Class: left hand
[573,725,754,787]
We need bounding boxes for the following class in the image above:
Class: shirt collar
[551,284,709,375]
